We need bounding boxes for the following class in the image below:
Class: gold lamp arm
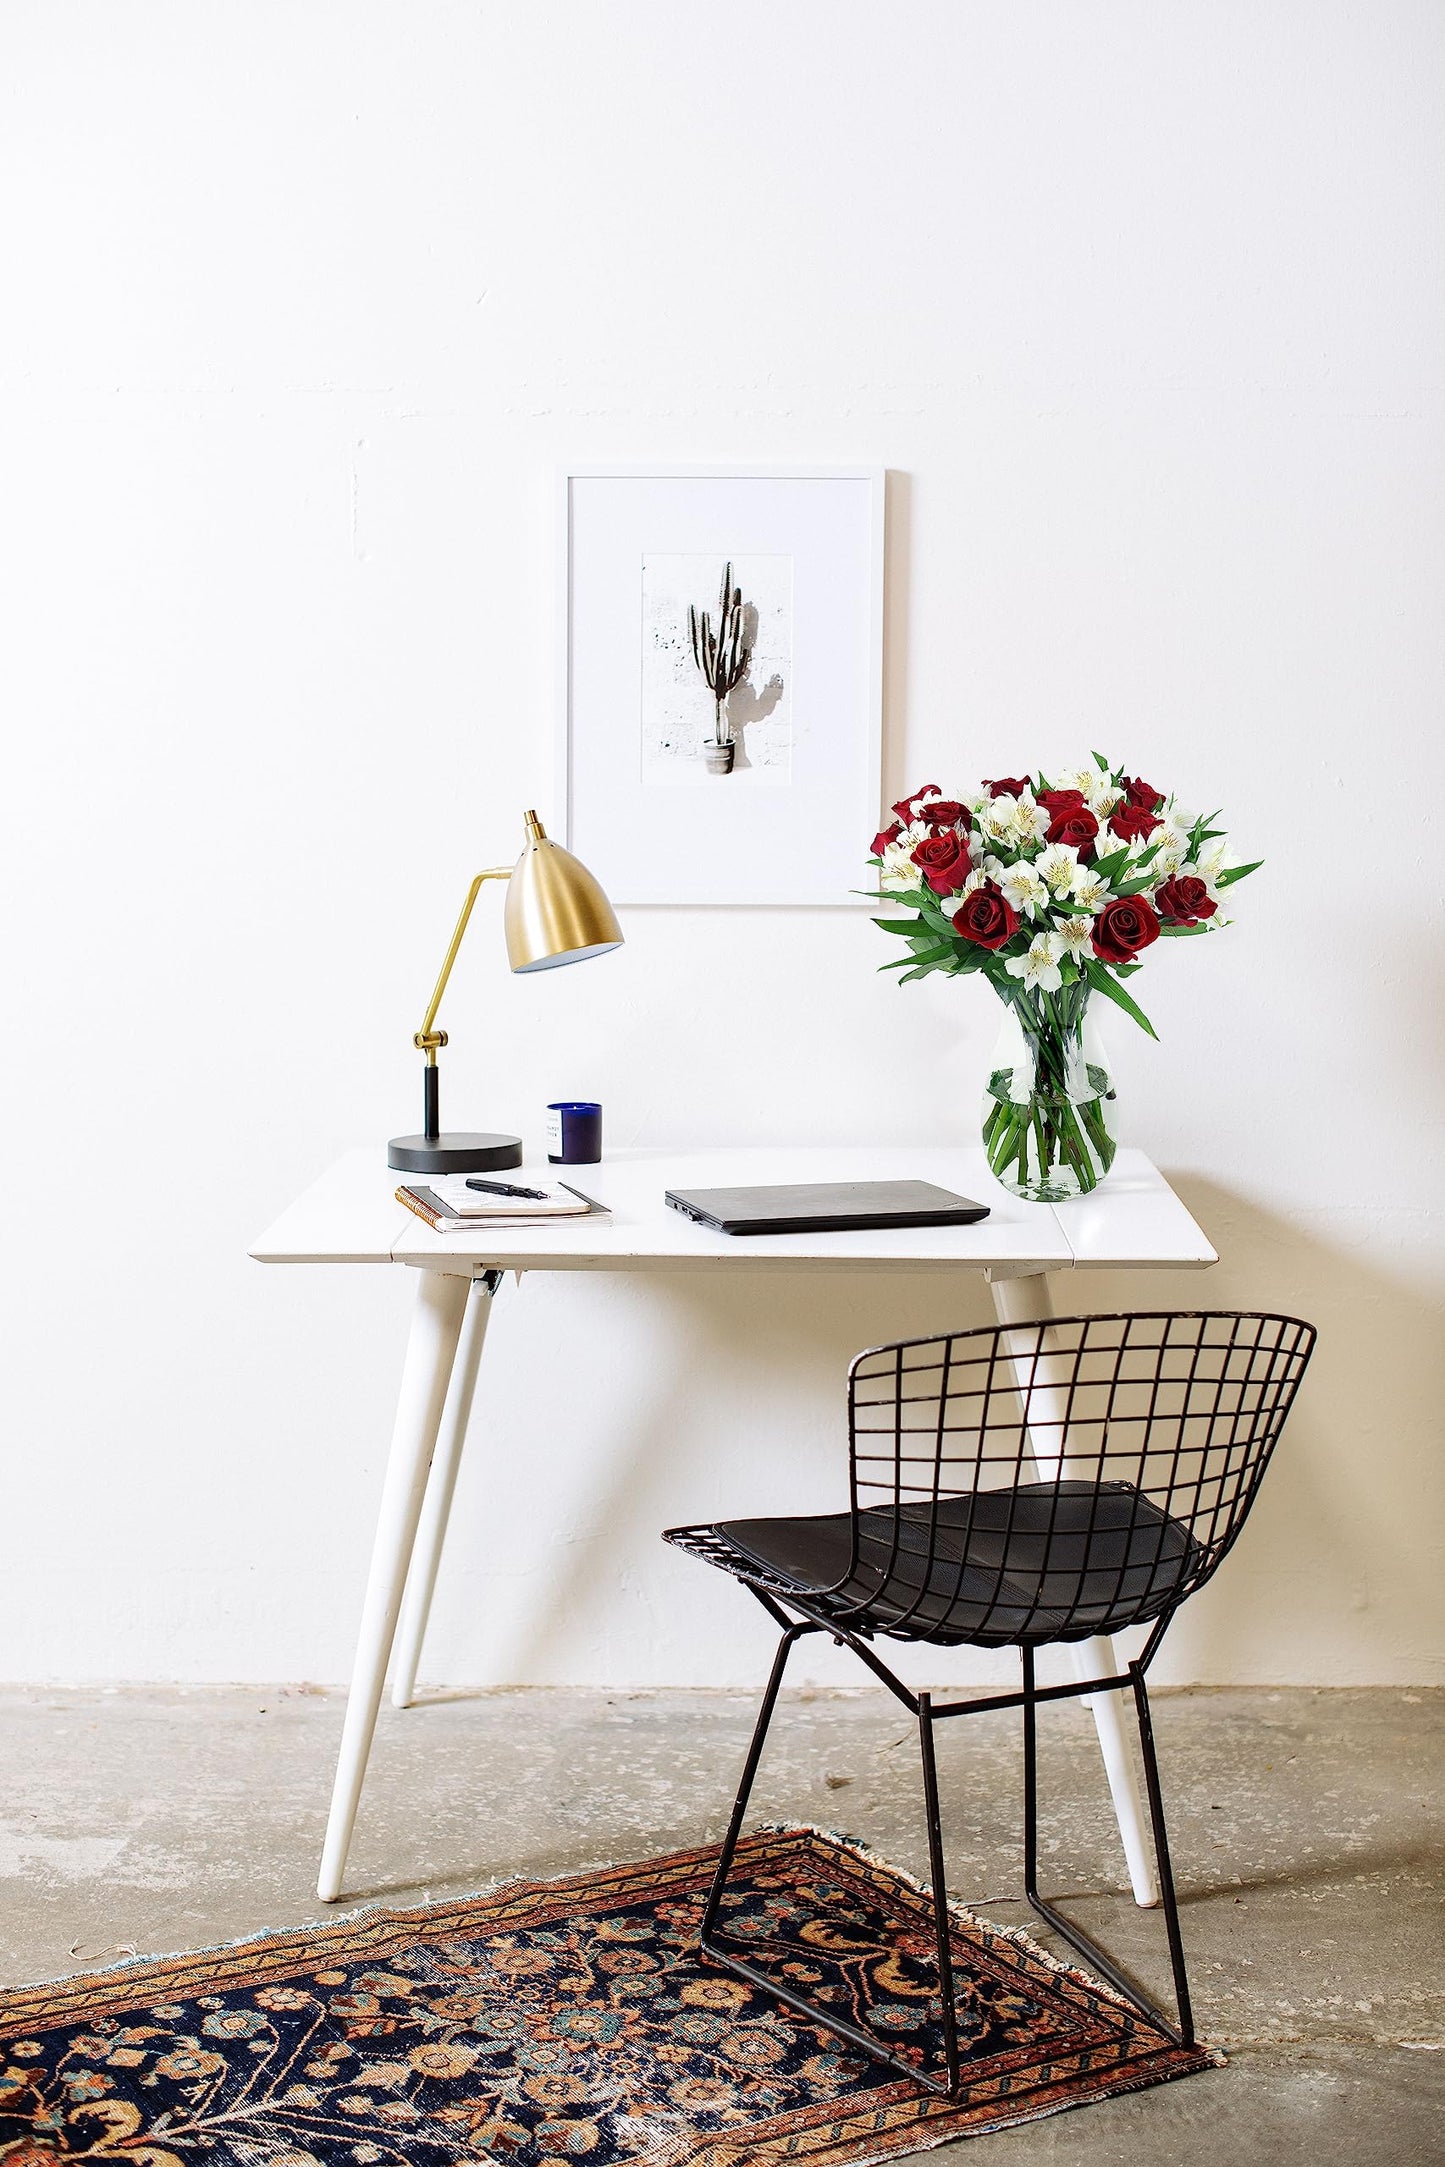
[389,811,621,1173]
[412,867,513,1062]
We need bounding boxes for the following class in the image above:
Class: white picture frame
[558,466,884,905]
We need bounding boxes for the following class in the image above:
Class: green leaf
[872,917,925,935]
[1084,958,1160,1039]
[1216,860,1263,887]
[1091,749,1110,772]
[916,895,959,932]
[1090,846,1131,883]
[1159,921,1209,937]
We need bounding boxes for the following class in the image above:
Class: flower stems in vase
[982,981,1116,1201]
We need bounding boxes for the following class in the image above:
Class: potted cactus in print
[688,562,754,774]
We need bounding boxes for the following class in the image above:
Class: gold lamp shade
[505,811,624,973]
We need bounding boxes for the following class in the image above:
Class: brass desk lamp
[388,811,623,1174]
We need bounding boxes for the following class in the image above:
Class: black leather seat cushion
[712,1479,1201,1646]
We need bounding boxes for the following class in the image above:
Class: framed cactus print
[558,466,884,904]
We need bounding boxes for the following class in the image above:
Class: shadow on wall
[722,629,785,771]
[1083,1174,1445,1685]
[881,470,911,807]
[476,1177,1444,1690]
[475,1266,1001,1689]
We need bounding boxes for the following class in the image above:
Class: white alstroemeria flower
[1070,866,1113,913]
[1034,842,1082,896]
[1194,838,1229,894]
[1000,861,1049,919]
[877,838,923,891]
[976,794,1020,847]
[1005,930,1065,992]
[978,790,1048,851]
[1053,766,1121,816]
[960,782,991,814]
[1055,914,1095,960]
[958,854,1010,899]
[1010,791,1050,845]
[1149,823,1191,879]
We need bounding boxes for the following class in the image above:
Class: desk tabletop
[249,1146,1216,1276]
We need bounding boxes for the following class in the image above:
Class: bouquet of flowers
[867,757,1259,1201]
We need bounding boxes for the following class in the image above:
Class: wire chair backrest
[845,1310,1316,1644]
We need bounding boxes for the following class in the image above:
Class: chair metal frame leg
[916,1690,962,2095]
[1130,1663,1195,2042]
[699,1610,966,2098]
[1021,1646,1195,2047]
[697,1589,1198,2096]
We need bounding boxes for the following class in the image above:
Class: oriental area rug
[0,1828,1216,2167]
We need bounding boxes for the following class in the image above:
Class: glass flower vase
[981,986,1118,1203]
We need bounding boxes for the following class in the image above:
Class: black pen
[465,1177,552,1201]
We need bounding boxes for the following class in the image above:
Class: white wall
[2,1,1442,1688]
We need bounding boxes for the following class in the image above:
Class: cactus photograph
[640,552,791,785]
[563,468,880,903]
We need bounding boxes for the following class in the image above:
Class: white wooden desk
[251,1145,1216,1904]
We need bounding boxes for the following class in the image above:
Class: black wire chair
[664,1309,1316,2097]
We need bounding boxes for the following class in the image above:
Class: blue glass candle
[546,1101,602,1165]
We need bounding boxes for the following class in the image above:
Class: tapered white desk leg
[316,1267,470,1903]
[391,1273,500,1710]
[988,1271,1161,1909]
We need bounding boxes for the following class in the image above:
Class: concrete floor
[1,1685,1441,2162]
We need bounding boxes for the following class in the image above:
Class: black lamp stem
[423,1063,440,1142]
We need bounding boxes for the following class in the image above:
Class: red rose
[1122,775,1164,813]
[1045,806,1100,855]
[983,776,1031,799]
[871,820,903,856]
[1037,787,1088,814]
[917,799,965,828]
[951,883,1020,951]
[910,830,971,895]
[892,784,942,821]
[1091,894,1161,965]
[1155,874,1217,924]
[1109,802,1162,845]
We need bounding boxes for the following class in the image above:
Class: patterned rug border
[0,1820,1214,2044]
[774,1822,1226,2050]
[0,1843,734,2010]
[0,1826,1223,2166]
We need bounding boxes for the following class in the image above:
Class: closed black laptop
[664,1179,990,1237]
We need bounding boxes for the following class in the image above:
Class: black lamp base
[388,1131,524,1175]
